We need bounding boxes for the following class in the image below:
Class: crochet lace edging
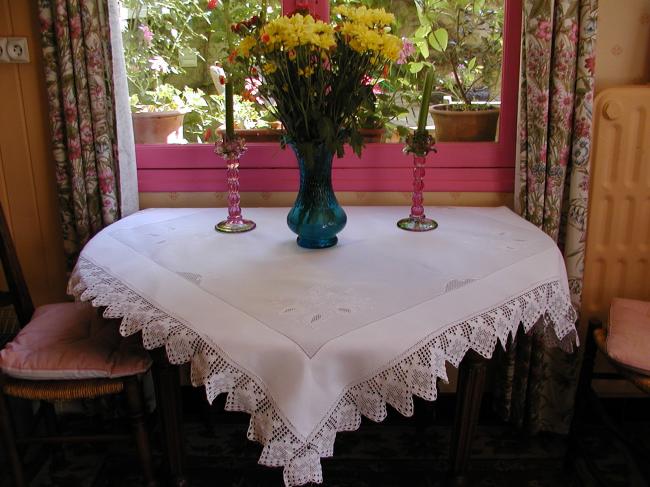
[69,257,578,487]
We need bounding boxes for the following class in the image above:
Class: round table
[69,206,577,486]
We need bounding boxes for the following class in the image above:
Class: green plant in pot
[130,82,209,144]
[356,89,410,143]
[122,0,212,143]
[412,0,503,141]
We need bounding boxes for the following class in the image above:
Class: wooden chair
[569,298,650,484]
[0,203,157,487]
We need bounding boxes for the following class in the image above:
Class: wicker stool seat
[2,377,125,401]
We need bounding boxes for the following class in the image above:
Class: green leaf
[428,28,449,52]
[415,25,431,39]
[409,62,424,74]
[468,57,477,70]
[416,40,430,59]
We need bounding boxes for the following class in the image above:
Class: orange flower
[227,49,237,63]
[261,33,270,43]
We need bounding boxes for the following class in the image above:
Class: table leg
[152,349,189,487]
[448,350,488,487]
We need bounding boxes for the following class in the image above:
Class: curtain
[107,0,140,217]
[38,0,122,269]
[494,0,598,434]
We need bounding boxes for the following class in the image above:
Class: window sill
[136,142,515,193]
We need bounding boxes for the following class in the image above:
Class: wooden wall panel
[0,0,67,305]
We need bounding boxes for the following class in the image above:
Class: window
[127,0,522,194]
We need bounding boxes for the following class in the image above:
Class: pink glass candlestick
[215,157,256,233]
[214,135,255,233]
[397,155,438,232]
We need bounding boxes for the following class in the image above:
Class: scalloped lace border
[69,257,578,486]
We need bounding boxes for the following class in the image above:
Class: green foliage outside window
[121,0,503,143]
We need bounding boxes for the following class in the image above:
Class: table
[68,207,577,486]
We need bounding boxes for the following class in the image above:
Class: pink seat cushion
[0,302,151,380]
[607,298,650,375]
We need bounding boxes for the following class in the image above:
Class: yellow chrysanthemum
[333,5,395,28]
[263,62,278,74]
[261,14,335,52]
[338,20,401,61]
[239,36,256,57]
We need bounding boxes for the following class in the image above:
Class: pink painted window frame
[136,0,522,193]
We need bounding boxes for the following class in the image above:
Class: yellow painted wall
[0,0,67,305]
[595,0,650,93]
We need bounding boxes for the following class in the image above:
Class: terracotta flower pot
[218,127,285,143]
[132,111,185,144]
[430,104,500,142]
[358,127,385,143]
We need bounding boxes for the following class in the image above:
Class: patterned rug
[2,394,647,487]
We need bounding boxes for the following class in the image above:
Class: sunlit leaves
[428,28,448,52]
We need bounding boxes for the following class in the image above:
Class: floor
[2,392,648,487]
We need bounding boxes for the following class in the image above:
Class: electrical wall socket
[7,38,29,63]
[0,38,9,63]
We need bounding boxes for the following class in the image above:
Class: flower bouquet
[231,5,404,248]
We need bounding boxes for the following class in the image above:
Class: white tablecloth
[69,206,577,486]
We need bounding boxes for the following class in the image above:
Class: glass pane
[331,0,505,143]
[121,0,282,144]
[123,0,505,144]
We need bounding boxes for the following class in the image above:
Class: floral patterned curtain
[494,0,598,434]
[39,0,121,269]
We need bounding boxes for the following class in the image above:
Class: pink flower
[98,173,115,195]
[149,56,170,73]
[69,16,82,39]
[397,37,416,65]
[536,20,553,42]
[584,55,595,76]
[568,22,578,43]
[361,75,382,94]
[559,147,570,167]
[538,146,547,163]
[139,24,153,45]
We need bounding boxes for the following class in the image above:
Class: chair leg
[125,376,158,487]
[0,388,26,487]
[41,400,66,468]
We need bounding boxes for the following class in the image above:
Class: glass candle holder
[215,154,255,233]
[214,135,255,233]
[397,155,438,232]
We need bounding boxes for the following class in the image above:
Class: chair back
[0,202,34,327]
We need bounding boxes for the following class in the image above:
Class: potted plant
[411,0,503,141]
[199,63,284,143]
[130,82,208,144]
[122,1,212,143]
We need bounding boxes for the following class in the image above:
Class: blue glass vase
[287,143,347,249]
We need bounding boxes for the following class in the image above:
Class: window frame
[136,0,522,194]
